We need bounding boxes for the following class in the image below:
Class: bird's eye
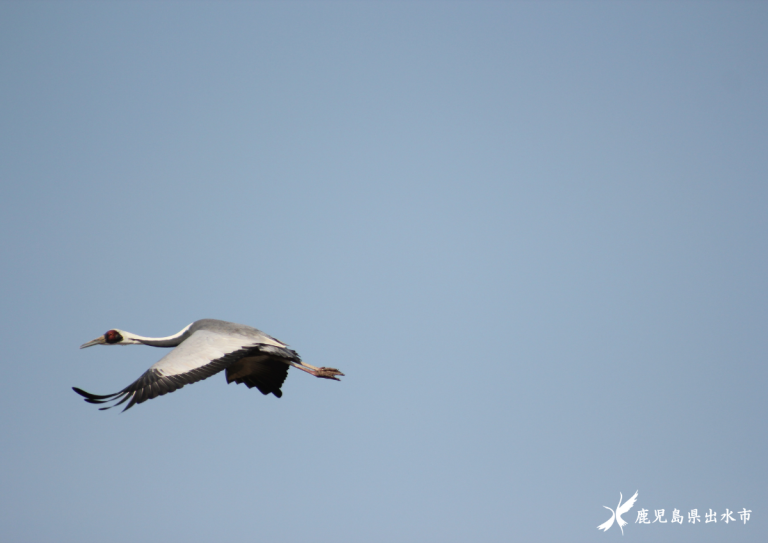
[104,330,123,344]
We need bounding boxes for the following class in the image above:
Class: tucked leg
[289,362,345,381]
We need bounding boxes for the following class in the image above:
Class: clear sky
[1,2,766,542]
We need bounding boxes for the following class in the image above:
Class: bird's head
[80,329,143,349]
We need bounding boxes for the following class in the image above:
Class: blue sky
[1,2,766,542]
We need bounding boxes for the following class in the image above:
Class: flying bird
[597,491,638,535]
[74,319,343,412]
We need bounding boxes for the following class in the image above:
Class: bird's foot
[312,367,344,381]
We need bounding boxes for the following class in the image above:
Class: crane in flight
[597,491,638,535]
[73,319,343,412]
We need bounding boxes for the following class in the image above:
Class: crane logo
[597,491,639,535]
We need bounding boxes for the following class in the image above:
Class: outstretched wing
[617,491,638,516]
[73,330,298,412]
[615,490,639,529]
[597,507,615,532]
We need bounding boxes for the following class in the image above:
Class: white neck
[119,323,193,347]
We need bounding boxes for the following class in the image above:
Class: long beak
[80,336,106,349]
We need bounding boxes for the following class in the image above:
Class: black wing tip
[73,386,129,409]
[73,387,110,400]
[72,386,90,397]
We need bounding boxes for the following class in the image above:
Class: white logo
[598,491,639,535]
